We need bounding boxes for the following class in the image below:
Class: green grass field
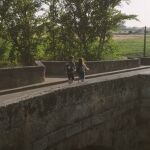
[112,34,150,59]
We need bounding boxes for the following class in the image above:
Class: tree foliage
[0,0,136,64]
[0,0,43,65]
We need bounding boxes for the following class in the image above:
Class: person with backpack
[65,56,76,84]
[76,58,89,82]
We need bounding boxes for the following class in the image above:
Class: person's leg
[68,73,74,84]
[67,73,71,84]
[71,73,74,81]
[67,73,70,80]
[78,72,82,82]
[70,73,74,83]
[81,72,85,82]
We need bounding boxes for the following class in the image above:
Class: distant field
[113,34,144,40]
[112,34,150,58]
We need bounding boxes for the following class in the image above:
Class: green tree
[45,0,136,59]
[42,0,60,59]
[0,0,43,65]
[91,0,136,58]
[60,0,95,58]
[0,0,137,63]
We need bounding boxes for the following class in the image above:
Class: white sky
[39,1,149,28]
[119,0,150,27]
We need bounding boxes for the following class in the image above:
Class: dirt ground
[113,34,144,40]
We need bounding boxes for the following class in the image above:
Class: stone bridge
[0,58,150,150]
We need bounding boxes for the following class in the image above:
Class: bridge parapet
[0,74,141,150]
[0,65,45,90]
[42,59,140,77]
[0,59,141,90]
[137,74,150,149]
[141,57,150,65]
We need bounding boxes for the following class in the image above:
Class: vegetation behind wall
[0,0,136,65]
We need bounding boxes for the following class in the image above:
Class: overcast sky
[119,0,150,27]
[40,0,149,27]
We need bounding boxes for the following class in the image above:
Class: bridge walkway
[0,66,150,107]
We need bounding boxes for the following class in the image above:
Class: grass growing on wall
[0,60,19,68]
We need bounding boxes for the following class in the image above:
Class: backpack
[66,62,75,73]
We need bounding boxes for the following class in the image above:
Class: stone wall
[86,59,140,74]
[0,66,45,90]
[0,75,141,150]
[138,74,150,150]
[42,59,140,77]
[141,57,150,65]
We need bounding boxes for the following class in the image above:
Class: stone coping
[42,58,139,63]
[0,65,42,70]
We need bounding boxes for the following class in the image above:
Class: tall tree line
[0,0,136,65]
